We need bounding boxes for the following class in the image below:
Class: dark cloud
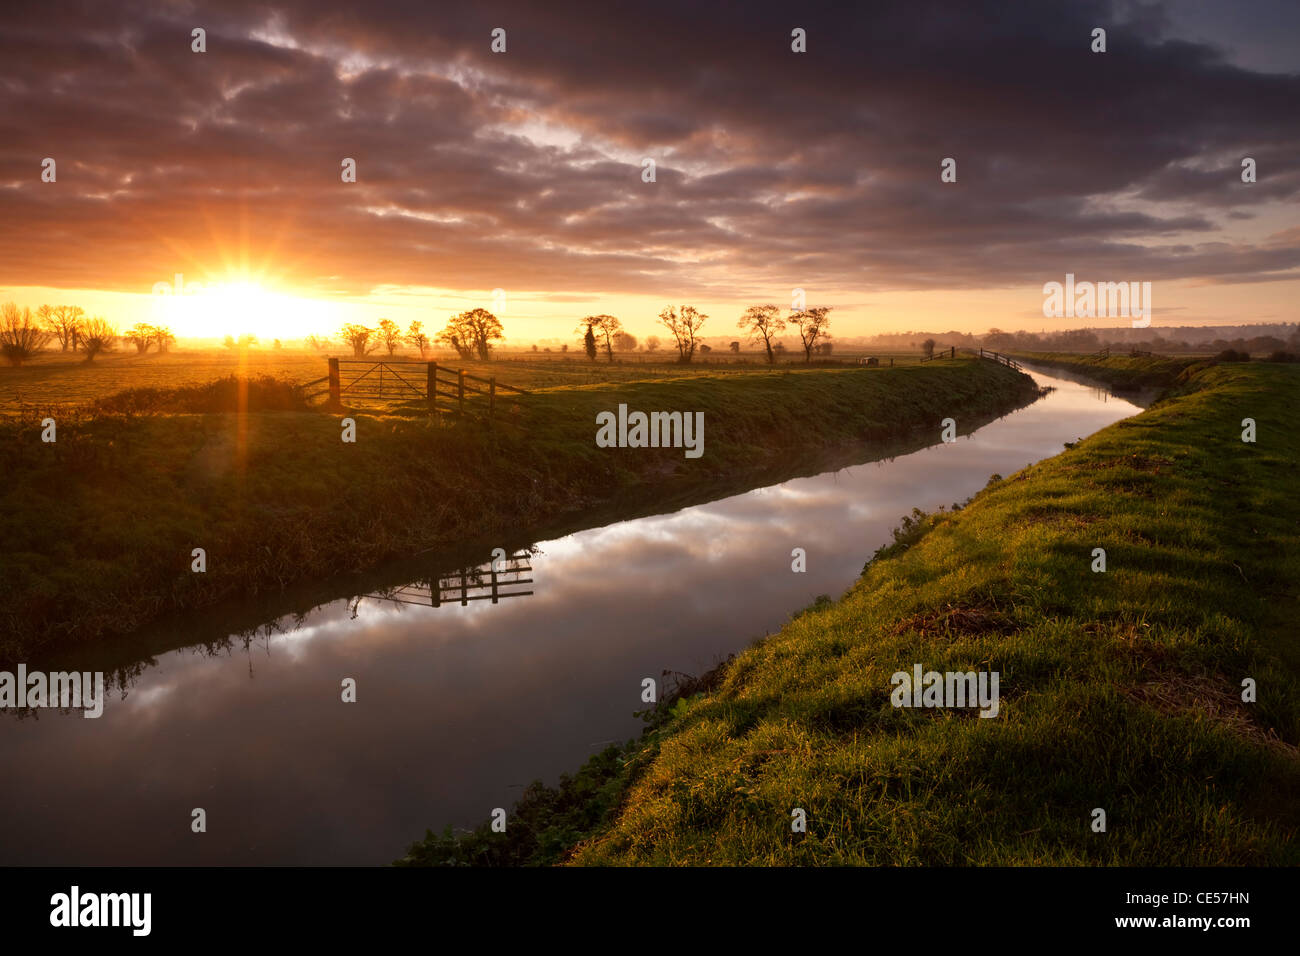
[0,0,1296,297]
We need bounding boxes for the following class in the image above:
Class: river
[0,366,1144,864]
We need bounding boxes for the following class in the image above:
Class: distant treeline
[841,325,1300,356]
[0,302,175,366]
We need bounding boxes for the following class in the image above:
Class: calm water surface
[0,367,1143,864]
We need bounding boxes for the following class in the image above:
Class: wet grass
[399,362,1300,866]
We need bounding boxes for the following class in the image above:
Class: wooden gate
[313,358,529,419]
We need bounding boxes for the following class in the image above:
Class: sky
[0,0,1296,343]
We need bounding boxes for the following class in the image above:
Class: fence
[973,348,1024,370]
[363,550,535,609]
[919,346,956,363]
[305,359,529,420]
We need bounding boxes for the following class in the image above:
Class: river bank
[1011,351,1202,391]
[398,360,1300,866]
[0,359,1037,660]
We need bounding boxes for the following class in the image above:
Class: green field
[398,359,1300,866]
[0,348,938,414]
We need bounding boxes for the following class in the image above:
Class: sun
[148,277,338,341]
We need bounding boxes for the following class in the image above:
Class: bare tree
[377,318,402,355]
[645,335,660,353]
[1,302,53,366]
[36,305,55,347]
[405,320,429,358]
[43,304,85,352]
[614,330,638,353]
[658,305,707,363]
[80,318,117,361]
[581,314,623,362]
[126,323,155,354]
[153,326,176,353]
[738,304,786,364]
[792,306,833,363]
[339,324,377,358]
[922,338,936,358]
[305,334,332,351]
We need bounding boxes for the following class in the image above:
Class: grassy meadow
[398,359,1300,866]
[0,347,932,414]
[0,354,1037,658]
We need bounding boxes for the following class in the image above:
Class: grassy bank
[400,361,1300,865]
[0,359,1036,659]
[1012,351,1202,391]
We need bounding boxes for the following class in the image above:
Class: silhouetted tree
[126,323,155,354]
[340,324,377,358]
[793,307,832,363]
[1,302,52,366]
[581,314,622,362]
[439,308,503,361]
[738,304,786,364]
[80,318,117,361]
[659,305,707,363]
[42,304,84,352]
[405,321,429,358]
[377,318,402,355]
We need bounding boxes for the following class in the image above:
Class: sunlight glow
[147,278,343,340]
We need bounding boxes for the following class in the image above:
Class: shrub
[89,375,309,415]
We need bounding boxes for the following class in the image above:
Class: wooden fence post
[328,358,340,406]
[427,361,437,415]
[489,377,496,422]
[458,369,465,416]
